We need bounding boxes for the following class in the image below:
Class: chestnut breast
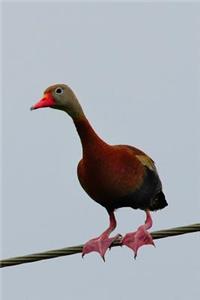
[77,146,145,207]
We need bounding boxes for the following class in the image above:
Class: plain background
[2,2,200,300]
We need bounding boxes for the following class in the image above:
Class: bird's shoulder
[77,144,157,177]
[114,145,157,172]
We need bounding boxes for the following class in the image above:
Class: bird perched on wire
[31,84,168,260]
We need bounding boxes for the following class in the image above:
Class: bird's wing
[120,145,157,172]
[135,154,156,172]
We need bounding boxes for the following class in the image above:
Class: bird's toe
[122,225,155,258]
[82,234,121,260]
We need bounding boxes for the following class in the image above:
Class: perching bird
[31,84,168,260]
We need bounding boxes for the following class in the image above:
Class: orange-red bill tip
[30,93,56,111]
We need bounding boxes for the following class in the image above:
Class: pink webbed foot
[82,211,121,260]
[82,234,121,261]
[122,210,155,258]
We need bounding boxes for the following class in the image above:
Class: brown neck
[73,117,109,158]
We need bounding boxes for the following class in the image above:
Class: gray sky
[2,2,200,300]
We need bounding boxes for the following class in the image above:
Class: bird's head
[31,84,84,119]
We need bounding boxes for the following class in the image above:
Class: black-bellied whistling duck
[31,84,168,260]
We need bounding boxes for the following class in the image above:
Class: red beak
[30,93,56,110]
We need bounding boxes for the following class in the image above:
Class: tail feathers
[150,191,168,211]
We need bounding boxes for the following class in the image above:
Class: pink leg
[82,212,121,261]
[122,210,155,258]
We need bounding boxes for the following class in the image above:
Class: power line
[1,223,199,268]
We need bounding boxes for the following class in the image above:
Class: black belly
[105,167,168,212]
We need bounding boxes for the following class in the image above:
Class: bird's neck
[73,116,109,158]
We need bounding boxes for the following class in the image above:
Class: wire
[1,223,199,268]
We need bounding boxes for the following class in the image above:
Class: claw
[123,227,154,258]
[82,234,120,259]
[122,210,155,258]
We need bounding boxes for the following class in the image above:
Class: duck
[31,84,168,260]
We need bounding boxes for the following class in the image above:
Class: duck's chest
[77,150,144,205]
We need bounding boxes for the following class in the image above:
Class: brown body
[74,118,167,213]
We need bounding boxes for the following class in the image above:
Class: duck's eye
[55,87,64,95]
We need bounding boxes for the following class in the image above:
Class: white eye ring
[55,87,64,95]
